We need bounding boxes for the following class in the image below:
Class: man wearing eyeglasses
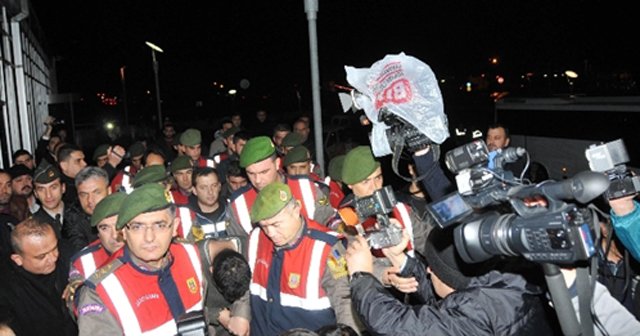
[76,183,205,335]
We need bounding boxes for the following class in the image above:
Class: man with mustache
[7,164,39,214]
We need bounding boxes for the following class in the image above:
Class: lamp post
[145,41,164,129]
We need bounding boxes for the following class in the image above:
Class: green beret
[283,146,310,167]
[170,155,194,173]
[239,136,276,168]
[341,146,380,185]
[222,126,241,139]
[251,182,292,222]
[282,132,305,148]
[33,161,61,184]
[91,192,127,226]
[129,141,146,158]
[117,183,171,229]
[92,144,110,161]
[132,165,167,188]
[328,154,346,182]
[180,128,202,146]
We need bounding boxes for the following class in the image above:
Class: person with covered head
[345,226,553,335]
[76,183,205,335]
[284,146,344,208]
[229,136,335,235]
[247,182,360,335]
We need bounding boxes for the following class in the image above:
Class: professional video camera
[586,138,640,200]
[345,186,403,249]
[443,139,527,209]
[448,171,608,265]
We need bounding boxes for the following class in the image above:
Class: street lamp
[145,41,164,129]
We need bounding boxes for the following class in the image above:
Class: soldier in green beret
[229,136,335,235]
[280,132,305,155]
[65,192,128,311]
[335,145,433,290]
[180,128,215,169]
[169,155,194,206]
[76,183,206,335]
[92,144,110,168]
[247,182,361,334]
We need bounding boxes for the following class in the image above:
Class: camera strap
[391,142,440,183]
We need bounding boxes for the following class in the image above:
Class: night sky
[30,1,639,118]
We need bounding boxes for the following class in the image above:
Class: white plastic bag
[344,52,449,156]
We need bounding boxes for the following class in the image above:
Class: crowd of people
[0,109,639,336]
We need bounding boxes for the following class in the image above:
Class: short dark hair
[273,123,291,135]
[233,131,250,144]
[317,324,358,336]
[212,249,251,303]
[487,123,510,139]
[143,146,166,166]
[57,144,82,163]
[226,160,246,179]
[12,149,32,162]
[192,167,219,187]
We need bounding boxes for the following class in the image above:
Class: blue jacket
[610,200,640,261]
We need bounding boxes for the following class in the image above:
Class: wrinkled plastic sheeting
[344,52,449,157]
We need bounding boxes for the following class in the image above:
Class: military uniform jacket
[196,156,216,168]
[110,165,138,193]
[76,242,205,335]
[247,218,358,335]
[230,175,336,234]
[69,239,114,282]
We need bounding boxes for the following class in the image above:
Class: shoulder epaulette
[84,257,124,289]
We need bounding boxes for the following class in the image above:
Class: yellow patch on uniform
[288,273,301,289]
[317,196,329,206]
[164,189,172,203]
[187,277,198,294]
[279,190,288,202]
[327,254,348,280]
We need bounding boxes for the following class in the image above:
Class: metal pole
[151,50,162,130]
[120,66,129,127]
[304,0,324,169]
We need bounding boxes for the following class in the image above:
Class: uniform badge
[79,303,105,315]
[279,190,288,202]
[48,170,55,178]
[164,189,173,203]
[317,196,328,206]
[187,277,198,294]
[327,250,348,279]
[288,273,301,289]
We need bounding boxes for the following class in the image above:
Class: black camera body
[380,109,432,153]
[354,186,403,249]
[454,204,596,264]
[176,309,208,336]
[586,139,640,200]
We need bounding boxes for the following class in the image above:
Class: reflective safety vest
[110,165,137,194]
[86,243,204,336]
[196,156,215,168]
[248,219,338,335]
[213,152,228,165]
[230,177,320,234]
[176,206,196,239]
[70,240,112,280]
[170,189,190,206]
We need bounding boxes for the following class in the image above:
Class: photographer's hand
[218,308,231,328]
[381,227,410,268]
[383,267,419,293]
[609,194,636,216]
[345,235,374,276]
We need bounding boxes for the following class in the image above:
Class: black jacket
[0,244,77,336]
[32,205,95,254]
[350,257,552,336]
